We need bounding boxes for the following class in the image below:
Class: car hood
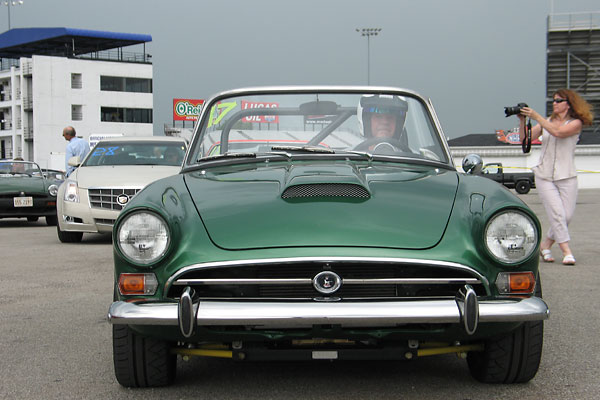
[72,165,181,188]
[1,176,47,193]
[184,162,459,250]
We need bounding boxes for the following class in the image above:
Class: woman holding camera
[518,88,593,266]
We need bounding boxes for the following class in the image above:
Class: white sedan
[56,136,187,243]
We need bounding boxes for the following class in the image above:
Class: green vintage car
[108,87,549,387]
[0,160,59,225]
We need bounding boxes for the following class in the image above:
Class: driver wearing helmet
[357,94,409,153]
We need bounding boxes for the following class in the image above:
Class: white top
[532,119,579,181]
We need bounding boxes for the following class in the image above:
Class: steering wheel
[353,137,412,155]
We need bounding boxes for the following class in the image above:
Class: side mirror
[68,156,81,167]
[462,154,483,175]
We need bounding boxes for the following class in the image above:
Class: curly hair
[552,89,594,126]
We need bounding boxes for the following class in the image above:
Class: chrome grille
[167,259,487,300]
[88,188,140,211]
[282,184,370,199]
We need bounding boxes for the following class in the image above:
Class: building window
[71,73,82,89]
[72,105,83,121]
[100,76,152,93]
[101,107,153,123]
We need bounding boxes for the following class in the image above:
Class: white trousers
[535,176,578,244]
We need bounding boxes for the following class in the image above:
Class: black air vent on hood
[281,183,370,199]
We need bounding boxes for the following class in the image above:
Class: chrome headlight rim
[116,209,171,267]
[484,209,538,265]
[48,184,58,197]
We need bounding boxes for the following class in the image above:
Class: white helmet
[357,94,408,138]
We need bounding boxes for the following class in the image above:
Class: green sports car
[107,87,549,387]
[0,160,58,225]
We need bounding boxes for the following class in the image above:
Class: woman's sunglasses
[553,98,568,103]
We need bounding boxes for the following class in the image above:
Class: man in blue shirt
[62,126,90,177]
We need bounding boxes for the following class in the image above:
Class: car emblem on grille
[313,271,342,294]
[116,194,130,206]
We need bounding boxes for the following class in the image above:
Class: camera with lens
[504,102,528,117]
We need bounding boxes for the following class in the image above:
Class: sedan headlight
[485,210,537,264]
[64,181,79,203]
[117,211,170,265]
[48,184,58,197]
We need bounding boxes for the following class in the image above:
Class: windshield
[84,141,187,166]
[188,90,449,165]
[0,161,43,177]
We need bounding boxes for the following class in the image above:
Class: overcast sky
[5,0,599,138]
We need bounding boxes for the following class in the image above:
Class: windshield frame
[184,86,454,172]
[0,160,44,178]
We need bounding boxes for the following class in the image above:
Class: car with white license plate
[108,86,549,387]
[0,160,58,225]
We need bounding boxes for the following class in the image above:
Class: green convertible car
[107,86,549,387]
[0,160,59,225]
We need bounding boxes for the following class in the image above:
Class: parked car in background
[479,162,536,194]
[42,169,66,185]
[0,160,58,225]
[107,86,549,387]
[56,136,187,243]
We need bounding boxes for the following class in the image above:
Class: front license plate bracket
[14,197,33,207]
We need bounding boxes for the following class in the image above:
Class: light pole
[2,0,24,30]
[356,28,381,85]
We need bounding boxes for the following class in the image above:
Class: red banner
[173,98,204,121]
[241,101,279,123]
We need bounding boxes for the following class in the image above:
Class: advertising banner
[173,99,205,121]
[88,134,123,149]
[241,101,279,123]
[304,115,336,125]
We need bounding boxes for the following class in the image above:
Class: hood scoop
[282,183,370,199]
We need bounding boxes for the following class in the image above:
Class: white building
[0,27,154,170]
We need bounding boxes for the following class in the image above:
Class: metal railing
[23,126,32,140]
[0,58,20,72]
[76,49,152,64]
[548,12,600,31]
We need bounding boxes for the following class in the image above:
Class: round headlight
[485,211,538,264]
[48,184,58,197]
[117,211,170,265]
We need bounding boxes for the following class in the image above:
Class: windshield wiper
[198,152,257,162]
[338,150,373,161]
[271,145,335,154]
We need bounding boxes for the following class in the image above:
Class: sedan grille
[166,259,488,300]
[88,188,140,211]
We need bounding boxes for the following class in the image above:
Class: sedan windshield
[189,90,449,164]
[83,141,187,166]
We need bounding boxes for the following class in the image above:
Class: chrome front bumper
[108,296,549,331]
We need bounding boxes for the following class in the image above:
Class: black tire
[27,216,39,222]
[112,325,176,388]
[467,278,544,383]
[57,226,83,243]
[46,215,58,226]
[515,180,531,194]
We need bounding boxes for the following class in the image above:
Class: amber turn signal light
[509,272,536,293]
[118,273,158,295]
[495,271,536,294]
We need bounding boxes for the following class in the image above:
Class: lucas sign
[173,99,205,121]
